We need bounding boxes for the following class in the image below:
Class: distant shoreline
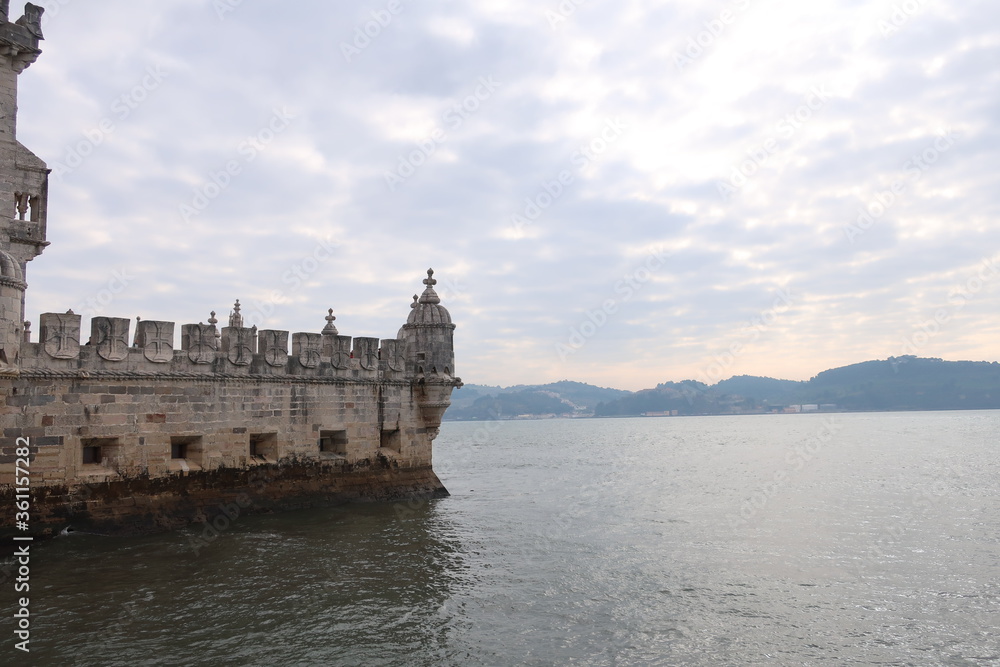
[444,405,1000,422]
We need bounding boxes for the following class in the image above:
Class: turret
[0,3,46,370]
[399,269,456,378]
[399,269,460,432]
[0,248,24,371]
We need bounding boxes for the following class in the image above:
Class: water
[4,412,999,666]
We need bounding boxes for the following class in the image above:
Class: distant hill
[447,381,631,420]
[448,357,1000,420]
[802,357,1000,411]
[713,375,805,403]
[593,357,1000,416]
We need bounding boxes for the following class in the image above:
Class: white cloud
[13,0,1000,390]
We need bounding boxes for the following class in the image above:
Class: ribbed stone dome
[0,249,24,284]
[406,269,453,326]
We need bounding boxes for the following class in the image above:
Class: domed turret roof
[406,269,452,326]
[0,249,24,285]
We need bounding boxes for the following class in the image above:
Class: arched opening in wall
[29,195,41,222]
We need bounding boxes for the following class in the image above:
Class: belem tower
[0,3,460,538]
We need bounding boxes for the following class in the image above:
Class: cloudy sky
[15,0,1000,390]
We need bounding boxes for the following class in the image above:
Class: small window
[170,436,203,462]
[319,430,348,456]
[81,437,121,467]
[83,445,102,464]
[380,429,401,452]
[250,433,278,461]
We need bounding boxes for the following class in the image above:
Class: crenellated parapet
[0,3,43,75]
[17,301,423,385]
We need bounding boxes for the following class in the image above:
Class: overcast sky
[16,0,1000,390]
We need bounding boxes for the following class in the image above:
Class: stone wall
[0,369,453,536]
[1,374,432,480]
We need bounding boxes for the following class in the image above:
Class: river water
[5,411,999,666]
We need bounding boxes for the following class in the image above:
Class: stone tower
[399,269,458,434]
[0,3,47,371]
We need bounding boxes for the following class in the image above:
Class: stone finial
[66,309,74,315]
[228,300,243,328]
[411,295,419,308]
[209,311,222,343]
[419,268,441,305]
[22,320,30,343]
[322,308,339,335]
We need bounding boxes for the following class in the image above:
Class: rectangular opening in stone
[170,435,203,463]
[319,429,348,456]
[81,437,121,467]
[249,433,278,461]
[380,429,401,452]
[82,445,102,465]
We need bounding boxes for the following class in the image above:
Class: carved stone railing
[20,312,410,381]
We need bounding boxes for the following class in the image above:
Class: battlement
[16,305,415,383]
[0,3,44,73]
